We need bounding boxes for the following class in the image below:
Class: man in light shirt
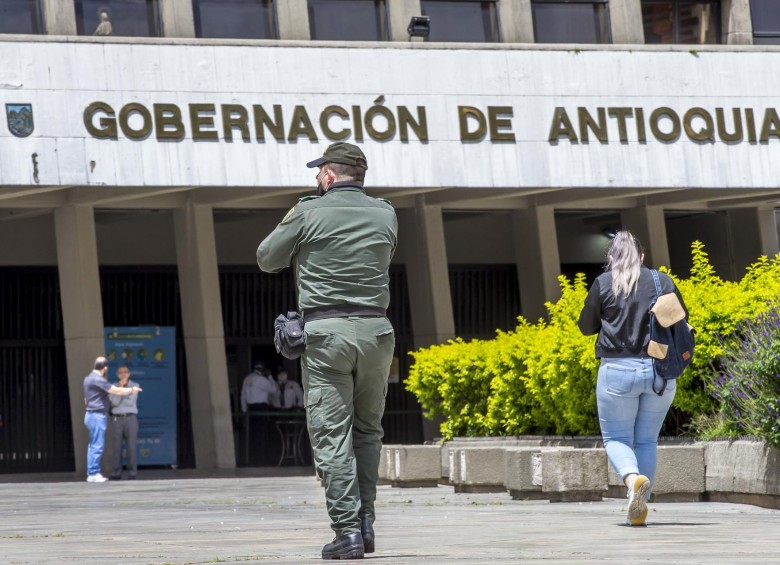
[276,370,304,410]
[240,361,280,412]
[108,365,140,480]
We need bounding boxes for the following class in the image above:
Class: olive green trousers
[302,316,395,536]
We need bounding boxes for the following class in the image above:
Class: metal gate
[0,268,72,474]
[449,264,522,340]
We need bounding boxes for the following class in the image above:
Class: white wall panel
[2,41,780,190]
[55,137,88,185]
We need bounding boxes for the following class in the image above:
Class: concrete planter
[704,439,780,510]
[380,437,780,510]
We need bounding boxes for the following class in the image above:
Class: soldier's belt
[303,305,386,324]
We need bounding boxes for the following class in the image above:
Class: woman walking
[578,231,687,526]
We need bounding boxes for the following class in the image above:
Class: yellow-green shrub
[672,242,780,416]
[406,243,780,440]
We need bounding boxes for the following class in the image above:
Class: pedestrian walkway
[1,470,777,564]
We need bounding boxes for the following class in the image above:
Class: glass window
[193,0,275,39]
[308,0,388,41]
[0,0,43,34]
[532,0,610,44]
[75,0,161,37]
[420,0,500,43]
[641,1,720,44]
[751,0,780,44]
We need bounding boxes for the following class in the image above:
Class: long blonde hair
[607,231,643,297]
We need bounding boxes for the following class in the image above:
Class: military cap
[306,142,368,170]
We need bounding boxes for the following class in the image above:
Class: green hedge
[405,243,780,440]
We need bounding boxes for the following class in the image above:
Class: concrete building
[1,0,779,476]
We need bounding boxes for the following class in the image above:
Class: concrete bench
[653,444,706,501]
[606,444,706,501]
[505,446,575,500]
[541,448,608,502]
[440,439,544,480]
[386,445,441,487]
[378,445,392,484]
[449,447,507,493]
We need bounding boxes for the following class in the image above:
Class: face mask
[316,183,324,197]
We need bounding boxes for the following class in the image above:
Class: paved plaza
[1,468,778,564]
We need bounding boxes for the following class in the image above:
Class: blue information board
[104,326,177,466]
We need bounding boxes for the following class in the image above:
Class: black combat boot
[361,517,375,554]
[321,532,364,560]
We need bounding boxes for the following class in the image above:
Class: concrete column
[727,207,780,278]
[54,206,105,477]
[277,0,311,40]
[173,205,235,469]
[609,0,645,44]
[400,205,456,349]
[512,207,561,322]
[722,0,753,45]
[620,206,671,270]
[388,0,423,42]
[43,0,77,35]
[498,0,534,43]
[399,204,455,441]
[159,0,196,38]
[756,207,780,257]
[776,210,780,250]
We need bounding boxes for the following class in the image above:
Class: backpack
[647,270,695,395]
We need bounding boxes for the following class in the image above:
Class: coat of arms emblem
[6,103,34,137]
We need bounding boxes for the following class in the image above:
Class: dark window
[751,0,780,44]
[193,0,276,39]
[641,1,721,44]
[75,0,161,37]
[308,0,388,41]
[420,0,500,42]
[0,0,43,34]
[532,0,611,44]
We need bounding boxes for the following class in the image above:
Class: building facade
[1,0,779,475]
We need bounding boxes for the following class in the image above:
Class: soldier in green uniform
[257,142,397,560]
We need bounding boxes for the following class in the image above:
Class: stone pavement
[1,468,778,564]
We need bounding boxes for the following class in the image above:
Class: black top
[578,265,687,358]
[83,370,112,412]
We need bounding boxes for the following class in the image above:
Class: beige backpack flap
[647,340,668,359]
[650,292,686,328]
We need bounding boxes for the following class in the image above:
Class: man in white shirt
[276,370,304,410]
[240,361,280,412]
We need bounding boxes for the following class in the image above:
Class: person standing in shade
[240,361,280,412]
[258,142,397,560]
[276,370,304,410]
[108,365,140,480]
[83,357,142,483]
[241,361,280,465]
[578,231,686,526]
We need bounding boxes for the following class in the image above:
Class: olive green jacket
[256,183,397,311]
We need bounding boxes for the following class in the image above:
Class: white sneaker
[627,475,650,526]
[86,473,108,483]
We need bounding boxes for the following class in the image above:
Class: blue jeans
[596,357,675,494]
[84,411,107,476]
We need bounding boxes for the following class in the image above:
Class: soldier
[257,142,397,560]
